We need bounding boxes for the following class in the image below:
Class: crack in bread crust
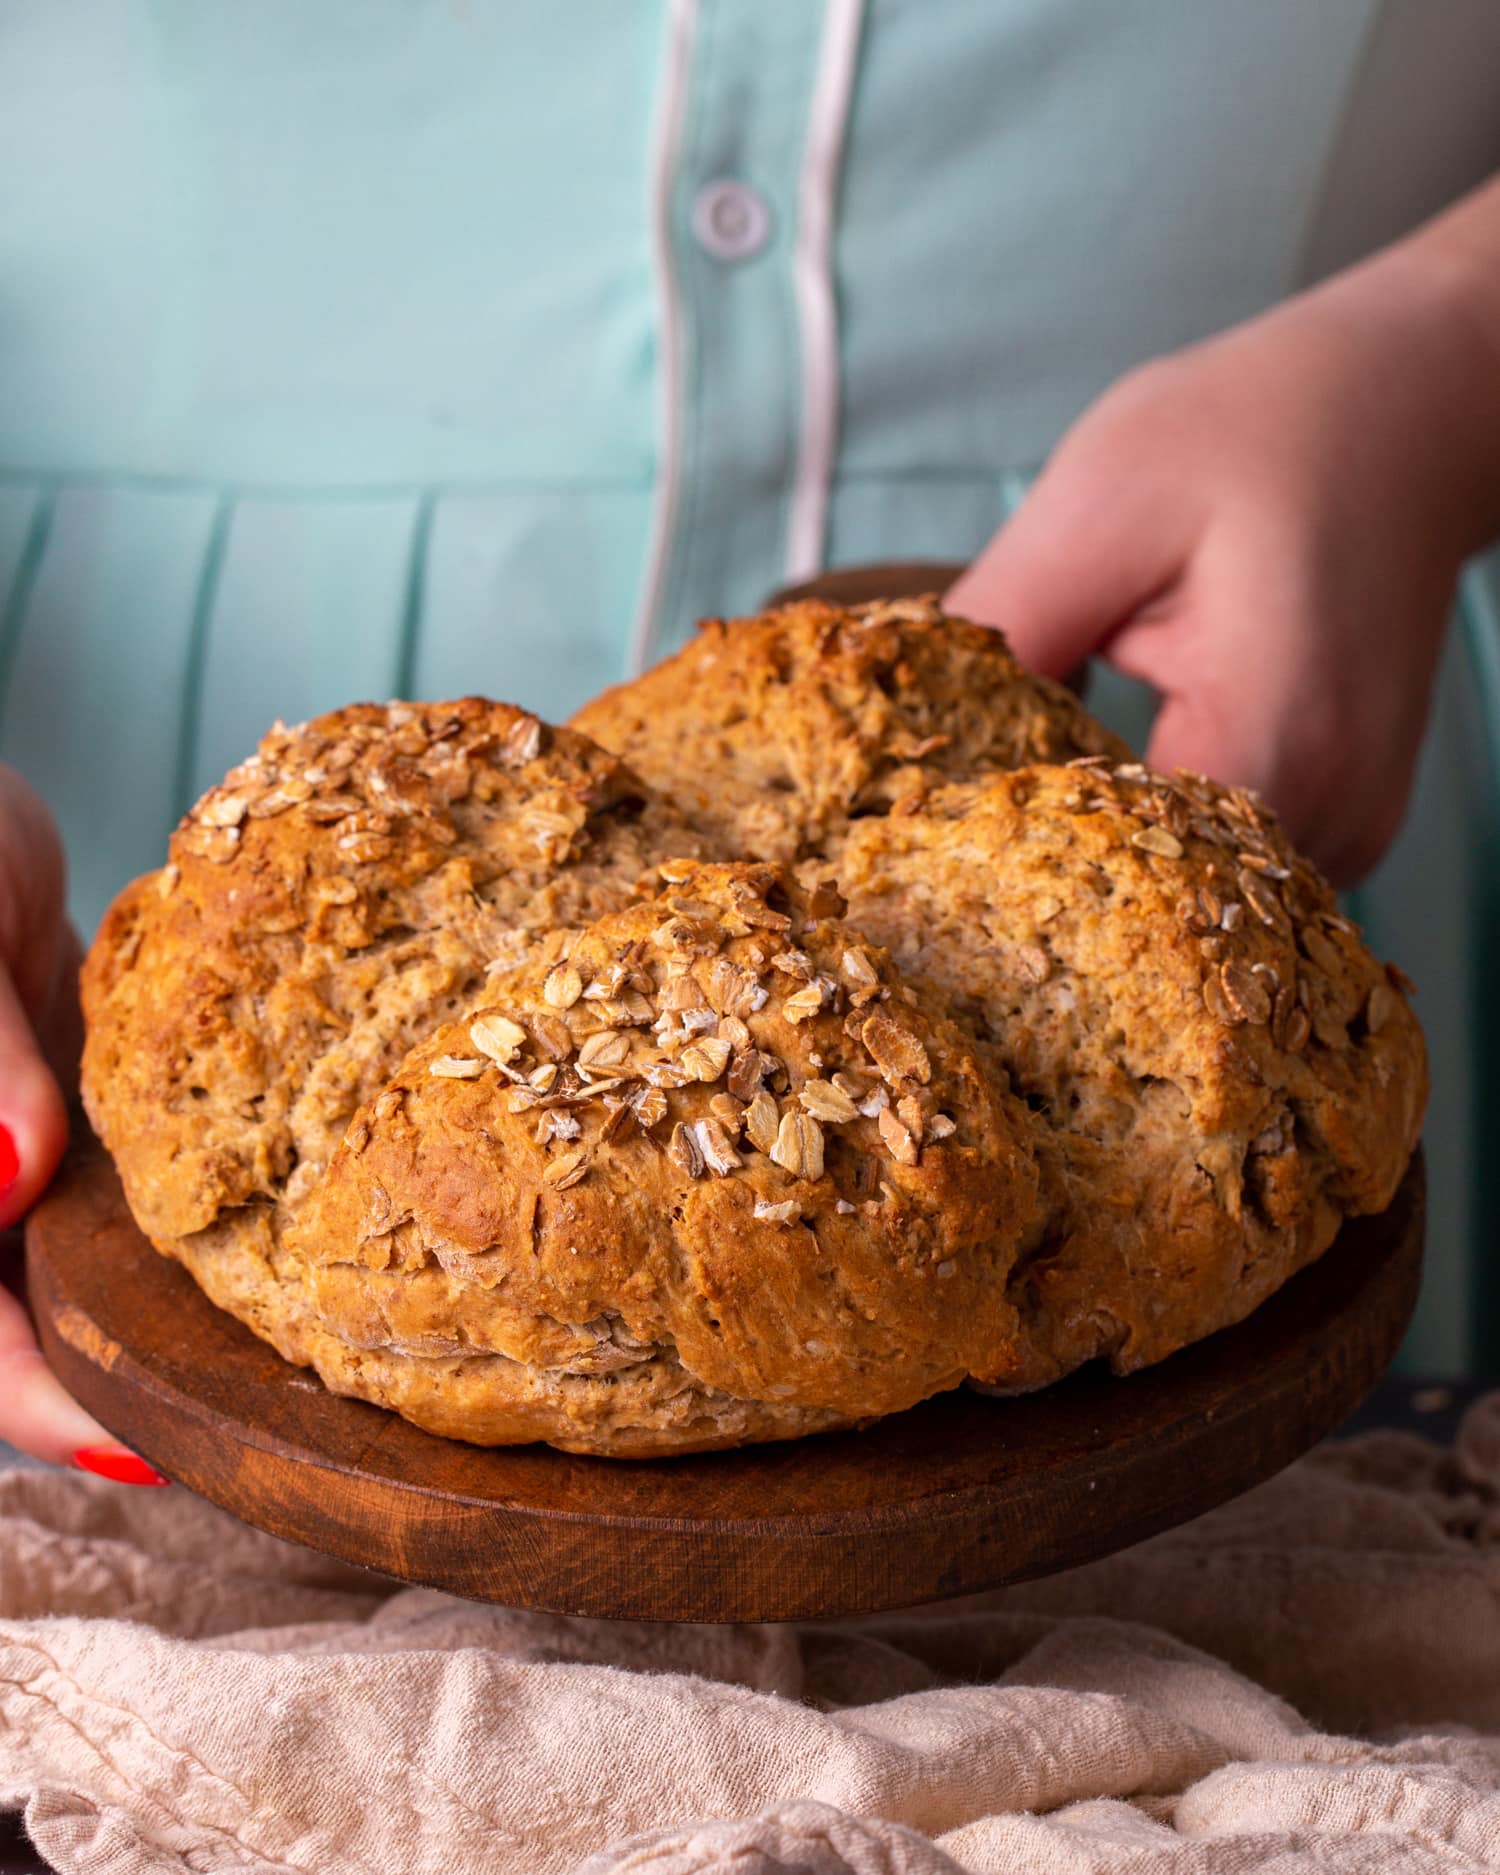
[81,606,1427,1455]
[829,766,1426,1387]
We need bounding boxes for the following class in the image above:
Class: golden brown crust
[80,604,1428,1455]
[829,760,1428,1387]
[285,862,1039,1451]
[158,1205,858,1459]
[81,697,710,1243]
[571,596,1128,862]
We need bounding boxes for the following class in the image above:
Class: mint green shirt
[3,0,1497,1369]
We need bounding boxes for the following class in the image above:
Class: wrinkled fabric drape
[0,1397,1497,1872]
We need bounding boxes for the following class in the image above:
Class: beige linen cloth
[2,1398,1499,1874]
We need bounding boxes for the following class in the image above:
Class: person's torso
[6,2,1500,849]
[3,0,1497,1370]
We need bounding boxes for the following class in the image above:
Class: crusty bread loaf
[80,602,1426,1455]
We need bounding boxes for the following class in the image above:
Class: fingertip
[945,556,1084,681]
[72,1445,171,1488]
[1306,796,1404,893]
[1148,697,1402,888]
[945,532,1068,670]
[950,482,1184,682]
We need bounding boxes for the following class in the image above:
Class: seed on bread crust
[82,623,1424,1458]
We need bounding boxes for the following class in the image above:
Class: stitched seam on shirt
[655,0,721,650]
[776,11,813,581]
[628,0,698,673]
[781,0,867,581]
[393,490,435,701]
[1289,1,1386,289]
[0,464,1039,502]
[0,466,654,501]
[0,486,55,732]
[173,493,232,820]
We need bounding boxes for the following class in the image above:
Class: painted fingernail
[0,1122,18,1200]
[72,1446,170,1487]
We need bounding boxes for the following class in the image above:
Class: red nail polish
[0,1122,18,1200]
[73,1446,170,1487]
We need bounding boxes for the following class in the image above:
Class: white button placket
[632,2,863,672]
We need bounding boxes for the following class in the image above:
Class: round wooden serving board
[28,1129,1423,1623]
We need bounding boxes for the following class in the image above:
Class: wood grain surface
[27,1127,1423,1622]
[769,560,967,609]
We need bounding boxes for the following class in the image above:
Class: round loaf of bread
[572,595,1127,862]
[829,760,1428,1389]
[282,862,1039,1453]
[78,602,1428,1457]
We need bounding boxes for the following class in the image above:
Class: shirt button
[691,180,771,262]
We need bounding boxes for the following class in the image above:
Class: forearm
[954,174,1500,884]
[1306,170,1500,557]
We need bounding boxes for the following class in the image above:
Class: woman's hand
[0,765,165,1480]
[950,179,1500,887]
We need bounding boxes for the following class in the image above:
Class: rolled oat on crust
[79,696,721,1449]
[79,602,1427,1456]
[829,760,1428,1390]
[285,861,1039,1454]
[82,698,712,1249]
[571,595,1127,862]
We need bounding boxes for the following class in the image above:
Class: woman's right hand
[0,764,166,1480]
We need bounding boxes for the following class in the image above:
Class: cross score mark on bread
[79,601,1426,1456]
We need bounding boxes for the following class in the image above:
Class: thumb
[0,956,69,1230]
[0,959,167,1476]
